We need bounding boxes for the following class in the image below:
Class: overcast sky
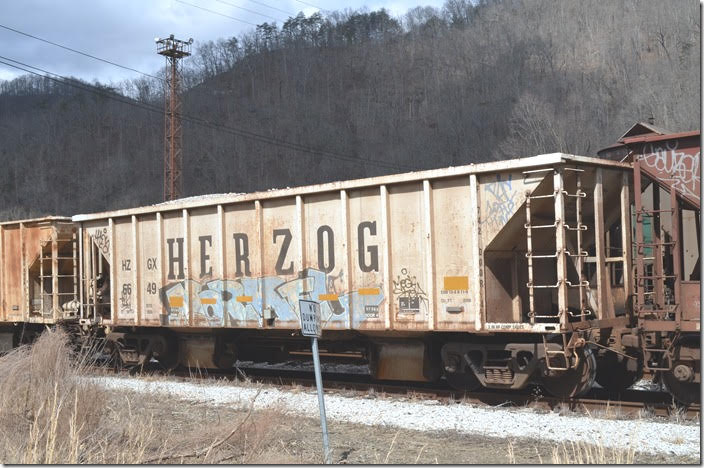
[0,0,446,84]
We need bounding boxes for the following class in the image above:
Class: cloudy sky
[0,0,446,84]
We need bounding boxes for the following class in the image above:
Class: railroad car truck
[71,152,661,399]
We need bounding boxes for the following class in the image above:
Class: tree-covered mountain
[0,0,699,220]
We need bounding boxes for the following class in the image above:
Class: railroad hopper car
[0,217,79,347]
[70,152,665,399]
[597,126,701,405]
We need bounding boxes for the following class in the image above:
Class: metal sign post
[299,299,331,464]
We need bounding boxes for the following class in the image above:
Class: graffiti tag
[482,175,517,230]
[119,283,134,317]
[92,228,110,255]
[640,142,700,201]
[158,268,385,328]
[393,268,428,315]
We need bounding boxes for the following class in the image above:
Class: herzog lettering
[199,235,212,278]
[165,222,379,278]
[273,228,294,275]
[233,233,251,277]
[358,221,379,272]
[166,238,185,280]
[317,225,335,273]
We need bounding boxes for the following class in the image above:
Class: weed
[507,441,516,464]
[0,329,289,464]
[550,440,636,464]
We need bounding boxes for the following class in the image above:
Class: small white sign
[299,300,322,337]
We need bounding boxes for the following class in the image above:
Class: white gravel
[90,375,700,458]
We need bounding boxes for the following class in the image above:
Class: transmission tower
[156,34,192,201]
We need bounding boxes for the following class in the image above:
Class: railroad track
[95,362,701,421]
[232,366,700,420]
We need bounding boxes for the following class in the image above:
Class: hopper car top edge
[71,152,631,222]
[0,216,72,226]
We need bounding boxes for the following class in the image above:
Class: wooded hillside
[0,0,699,220]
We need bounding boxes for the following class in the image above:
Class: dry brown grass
[0,329,296,464]
[0,329,104,463]
[507,439,636,464]
[550,440,636,464]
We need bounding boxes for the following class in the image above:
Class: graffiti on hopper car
[639,142,701,201]
[92,228,110,255]
[116,220,397,325]
[482,174,517,230]
[158,268,385,328]
[119,283,134,318]
[393,268,428,316]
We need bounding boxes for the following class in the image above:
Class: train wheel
[661,343,700,406]
[662,369,700,406]
[154,334,179,371]
[595,351,643,392]
[541,347,596,399]
[444,370,481,393]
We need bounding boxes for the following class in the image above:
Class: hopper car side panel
[78,177,488,331]
[75,154,633,335]
[0,225,22,322]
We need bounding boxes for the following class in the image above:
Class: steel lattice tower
[156,34,192,201]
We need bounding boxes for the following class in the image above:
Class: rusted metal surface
[598,124,701,403]
[681,282,701,322]
[600,123,700,209]
[157,35,192,202]
[373,340,428,381]
[628,130,700,329]
[73,154,633,335]
[0,217,76,324]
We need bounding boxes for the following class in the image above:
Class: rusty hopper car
[72,152,652,399]
[0,217,79,349]
[598,124,701,405]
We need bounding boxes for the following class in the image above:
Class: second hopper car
[597,125,701,404]
[71,152,651,399]
[0,216,79,347]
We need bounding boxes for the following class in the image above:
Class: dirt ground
[266,414,699,464]
[110,388,700,464]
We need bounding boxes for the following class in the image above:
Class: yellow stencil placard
[200,298,217,305]
[168,296,184,307]
[318,294,338,301]
[236,295,253,303]
[358,288,380,296]
[443,276,469,291]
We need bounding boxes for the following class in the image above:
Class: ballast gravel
[90,376,700,458]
